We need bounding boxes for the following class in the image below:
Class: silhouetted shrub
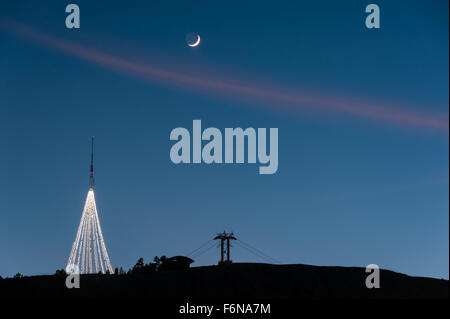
[55,269,67,277]
[130,257,161,275]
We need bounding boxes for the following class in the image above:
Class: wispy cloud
[2,18,449,132]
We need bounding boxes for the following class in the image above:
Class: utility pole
[214,231,236,264]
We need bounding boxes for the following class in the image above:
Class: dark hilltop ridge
[1,263,448,298]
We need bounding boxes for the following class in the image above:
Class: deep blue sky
[0,1,448,279]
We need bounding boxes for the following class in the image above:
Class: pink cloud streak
[2,18,449,132]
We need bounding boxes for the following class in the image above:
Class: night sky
[0,0,448,279]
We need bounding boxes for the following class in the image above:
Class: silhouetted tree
[114,267,119,275]
[55,269,67,277]
[153,255,168,271]
[131,257,145,274]
[145,262,157,272]
[130,257,165,275]
[136,258,145,267]
[14,273,23,278]
[119,267,126,275]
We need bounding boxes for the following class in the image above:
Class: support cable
[186,239,215,257]
[236,239,280,264]
[191,242,218,259]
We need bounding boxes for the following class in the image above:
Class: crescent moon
[188,35,201,47]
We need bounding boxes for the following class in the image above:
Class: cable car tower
[214,231,236,264]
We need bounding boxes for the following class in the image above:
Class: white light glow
[66,189,113,274]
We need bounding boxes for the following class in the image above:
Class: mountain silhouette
[1,263,447,298]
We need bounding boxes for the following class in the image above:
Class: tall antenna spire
[89,136,94,189]
[67,137,113,274]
